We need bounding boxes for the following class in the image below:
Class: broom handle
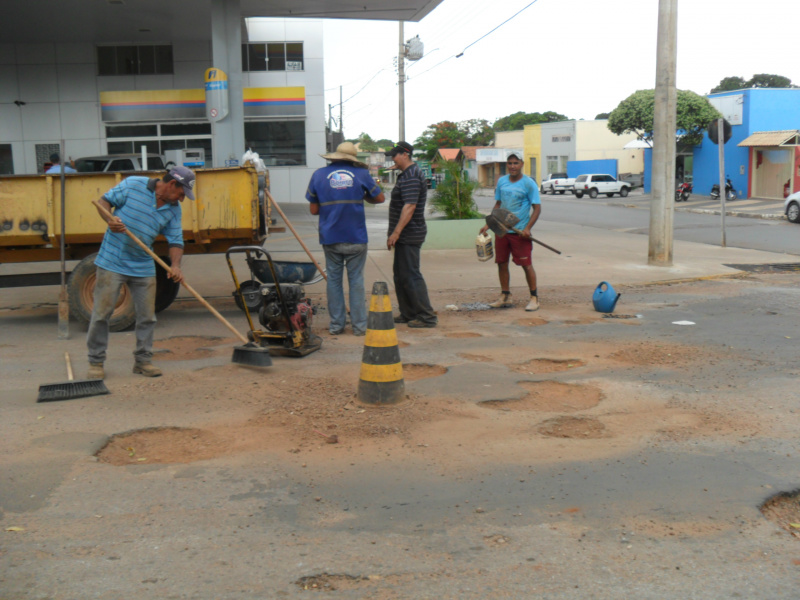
[265,190,327,281]
[92,200,249,345]
[65,352,74,382]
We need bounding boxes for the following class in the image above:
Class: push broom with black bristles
[90,200,272,368]
[37,352,110,402]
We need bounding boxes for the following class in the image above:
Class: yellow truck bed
[0,166,266,263]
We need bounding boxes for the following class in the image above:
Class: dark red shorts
[494,233,532,266]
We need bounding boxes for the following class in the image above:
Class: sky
[321,0,800,145]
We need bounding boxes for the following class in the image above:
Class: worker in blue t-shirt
[45,153,77,174]
[306,142,385,336]
[480,151,542,312]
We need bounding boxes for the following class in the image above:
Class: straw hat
[320,142,367,168]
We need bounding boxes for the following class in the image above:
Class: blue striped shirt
[95,177,183,278]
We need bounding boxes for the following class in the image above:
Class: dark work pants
[393,242,437,325]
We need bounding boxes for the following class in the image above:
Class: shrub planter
[424,217,487,250]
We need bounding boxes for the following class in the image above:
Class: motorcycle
[710,178,737,201]
[675,182,692,202]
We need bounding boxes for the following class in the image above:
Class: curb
[677,208,786,221]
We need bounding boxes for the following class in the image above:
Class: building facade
[0,18,326,203]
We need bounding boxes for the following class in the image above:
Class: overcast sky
[321,0,800,144]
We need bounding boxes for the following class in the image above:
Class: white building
[0,1,440,203]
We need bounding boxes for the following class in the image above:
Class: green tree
[747,73,796,88]
[414,121,467,160]
[710,76,747,93]
[375,138,394,150]
[460,119,494,146]
[428,160,480,220]
[607,89,721,147]
[492,111,569,132]
[594,112,610,120]
[356,132,378,152]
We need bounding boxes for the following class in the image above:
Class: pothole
[403,363,448,381]
[444,332,482,338]
[484,534,511,547]
[480,381,603,412]
[458,353,494,363]
[153,335,229,361]
[510,358,586,374]
[515,317,548,327]
[760,489,800,538]
[536,416,608,439]
[95,426,224,465]
[295,573,369,591]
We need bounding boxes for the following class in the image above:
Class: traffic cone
[357,281,405,405]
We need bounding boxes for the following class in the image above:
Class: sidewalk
[609,191,787,220]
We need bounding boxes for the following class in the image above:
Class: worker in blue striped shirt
[86,166,196,380]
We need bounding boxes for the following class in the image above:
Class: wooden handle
[265,190,327,281]
[64,352,74,382]
[92,200,249,344]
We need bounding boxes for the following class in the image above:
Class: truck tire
[620,187,629,198]
[589,188,598,199]
[67,253,136,331]
[154,258,181,313]
[575,191,584,198]
[558,190,565,195]
[786,201,800,223]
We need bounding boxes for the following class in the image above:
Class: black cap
[386,141,414,157]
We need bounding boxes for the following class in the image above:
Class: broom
[37,352,110,402]
[91,200,272,368]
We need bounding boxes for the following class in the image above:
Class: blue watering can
[592,281,621,313]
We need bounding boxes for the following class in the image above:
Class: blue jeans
[323,243,368,334]
[87,267,157,364]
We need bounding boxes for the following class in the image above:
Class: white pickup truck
[540,172,576,195]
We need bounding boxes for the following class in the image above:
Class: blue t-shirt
[46,165,77,174]
[305,163,382,245]
[495,174,540,231]
[95,177,184,278]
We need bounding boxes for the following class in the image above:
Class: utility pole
[648,0,678,266]
[398,21,406,141]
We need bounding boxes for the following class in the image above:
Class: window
[0,144,13,175]
[97,45,173,75]
[106,123,212,160]
[242,42,304,72]
[245,121,306,166]
[552,135,571,143]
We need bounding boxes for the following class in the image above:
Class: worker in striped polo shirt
[386,141,437,328]
[86,166,195,380]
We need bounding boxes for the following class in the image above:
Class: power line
[456,0,539,58]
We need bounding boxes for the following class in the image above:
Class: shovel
[485,208,562,255]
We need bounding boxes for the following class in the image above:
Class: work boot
[488,293,513,308]
[133,362,162,377]
[393,314,410,324]
[87,362,105,380]
[525,296,540,312]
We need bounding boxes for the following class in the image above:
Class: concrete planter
[424,217,486,250]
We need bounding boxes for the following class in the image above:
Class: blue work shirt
[95,177,183,278]
[306,162,382,245]
[46,165,77,174]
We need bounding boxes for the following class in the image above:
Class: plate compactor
[225,246,322,357]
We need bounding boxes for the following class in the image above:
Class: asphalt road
[475,191,799,257]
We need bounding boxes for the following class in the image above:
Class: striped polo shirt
[388,162,427,245]
[94,177,183,278]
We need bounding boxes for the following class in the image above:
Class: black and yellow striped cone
[357,281,405,405]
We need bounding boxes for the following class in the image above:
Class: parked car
[784,190,800,223]
[573,174,631,198]
[541,172,576,195]
[74,153,166,173]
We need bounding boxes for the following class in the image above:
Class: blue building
[644,88,800,199]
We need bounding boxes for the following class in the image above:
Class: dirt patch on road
[97,426,225,465]
[480,381,603,413]
[536,416,607,439]
[608,341,709,367]
[403,363,448,381]
[760,490,800,539]
[510,358,587,375]
[153,335,231,361]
